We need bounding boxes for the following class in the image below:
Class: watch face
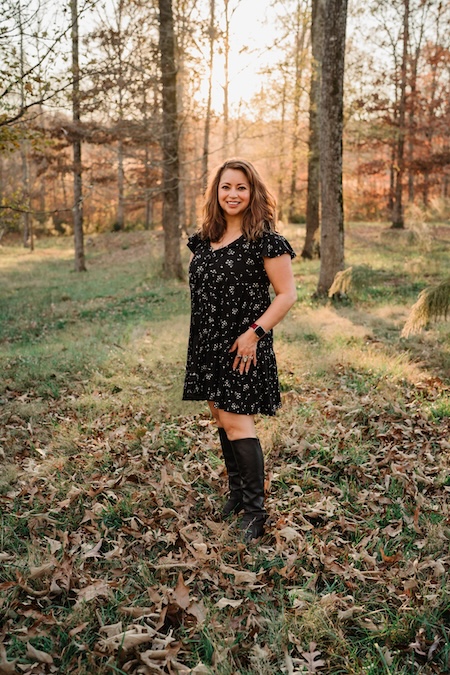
[255,325,266,338]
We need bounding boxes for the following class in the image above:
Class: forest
[1,0,450,673]
[1,0,449,259]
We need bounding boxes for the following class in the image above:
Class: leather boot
[230,437,267,542]
[218,428,243,518]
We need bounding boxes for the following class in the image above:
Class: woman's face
[218,168,251,219]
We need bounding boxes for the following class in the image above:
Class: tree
[302,0,324,259]
[201,0,216,192]
[158,0,183,279]
[391,0,409,228]
[17,0,32,249]
[317,0,348,295]
[71,0,86,272]
[287,0,309,223]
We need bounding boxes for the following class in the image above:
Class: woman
[183,158,297,542]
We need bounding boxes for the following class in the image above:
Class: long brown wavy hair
[201,158,277,242]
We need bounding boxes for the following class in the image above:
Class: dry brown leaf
[29,562,55,579]
[190,664,210,674]
[68,622,89,637]
[337,606,364,620]
[173,572,190,609]
[119,606,155,618]
[215,598,243,609]
[75,579,111,606]
[97,626,157,653]
[299,642,325,672]
[26,642,54,664]
[0,645,17,675]
[220,564,257,584]
[278,526,303,542]
[186,600,207,623]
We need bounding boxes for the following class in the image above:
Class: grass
[0,223,449,674]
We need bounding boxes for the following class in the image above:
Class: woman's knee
[217,410,255,440]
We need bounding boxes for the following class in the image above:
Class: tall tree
[158,0,183,278]
[391,0,409,228]
[317,0,348,295]
[71,0,86,272]
[287,0,309,222]
[302,0,324,259]
[17,0,32,249]
[201,0,215,192]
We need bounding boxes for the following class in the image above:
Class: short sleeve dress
[182,231,296,416]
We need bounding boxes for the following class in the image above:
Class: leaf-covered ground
[1,226,449,674]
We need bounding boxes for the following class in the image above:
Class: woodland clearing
[0,222,449,674]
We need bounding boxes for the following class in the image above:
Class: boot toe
[240,513,267,541]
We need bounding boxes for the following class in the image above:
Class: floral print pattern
[182,231,296,416]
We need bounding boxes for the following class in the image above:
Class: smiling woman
[182,158,297,543]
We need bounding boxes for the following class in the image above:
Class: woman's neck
[224,216,243,235]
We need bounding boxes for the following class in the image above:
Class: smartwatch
[251,323,266,339]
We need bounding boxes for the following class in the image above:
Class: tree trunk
[223,0,230,154]
[144,146,153,229]
[117,137,125,229]
[317,0,347,295]
[158,0,183,279]
[302,0,324,259]
[71,0,86,271]
[18,1,32,250]
[202,0,215,192]
[391,0,409,229]
[288,1,308,222]
[277,72,287,220]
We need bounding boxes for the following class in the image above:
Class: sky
[203,0,285,112]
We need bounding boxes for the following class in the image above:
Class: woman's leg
[215,409,266,542]
[208,402,243,517]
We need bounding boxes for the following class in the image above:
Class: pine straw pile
[0,375,449,674]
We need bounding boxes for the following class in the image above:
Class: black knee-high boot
[230,437,267,541]
[218,428,243,517]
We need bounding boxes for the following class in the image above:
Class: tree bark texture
[288,1,308,222]
[158,0,183,279]
[391,0,409,229]
[317,0,347,295]
[71,0,86,272]
[18,1,32,250]
[202,0,215,193]
[302,0,324,259]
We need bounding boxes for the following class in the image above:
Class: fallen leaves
[1,374,449,674]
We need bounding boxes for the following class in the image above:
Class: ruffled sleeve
[187,232,202,254]
[260,231,296,259]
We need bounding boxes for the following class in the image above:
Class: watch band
[251,322,266,339]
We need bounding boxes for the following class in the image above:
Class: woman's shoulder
[187,232,206,253]
[256,230,296,259]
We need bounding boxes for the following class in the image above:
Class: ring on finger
[242,355,249,363]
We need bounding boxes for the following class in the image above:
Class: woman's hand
[230,329,259,374]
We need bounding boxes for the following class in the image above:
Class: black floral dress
[182,230,296,416]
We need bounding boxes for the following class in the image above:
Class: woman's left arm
[259,253,297,330]
[230,254,296,372]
